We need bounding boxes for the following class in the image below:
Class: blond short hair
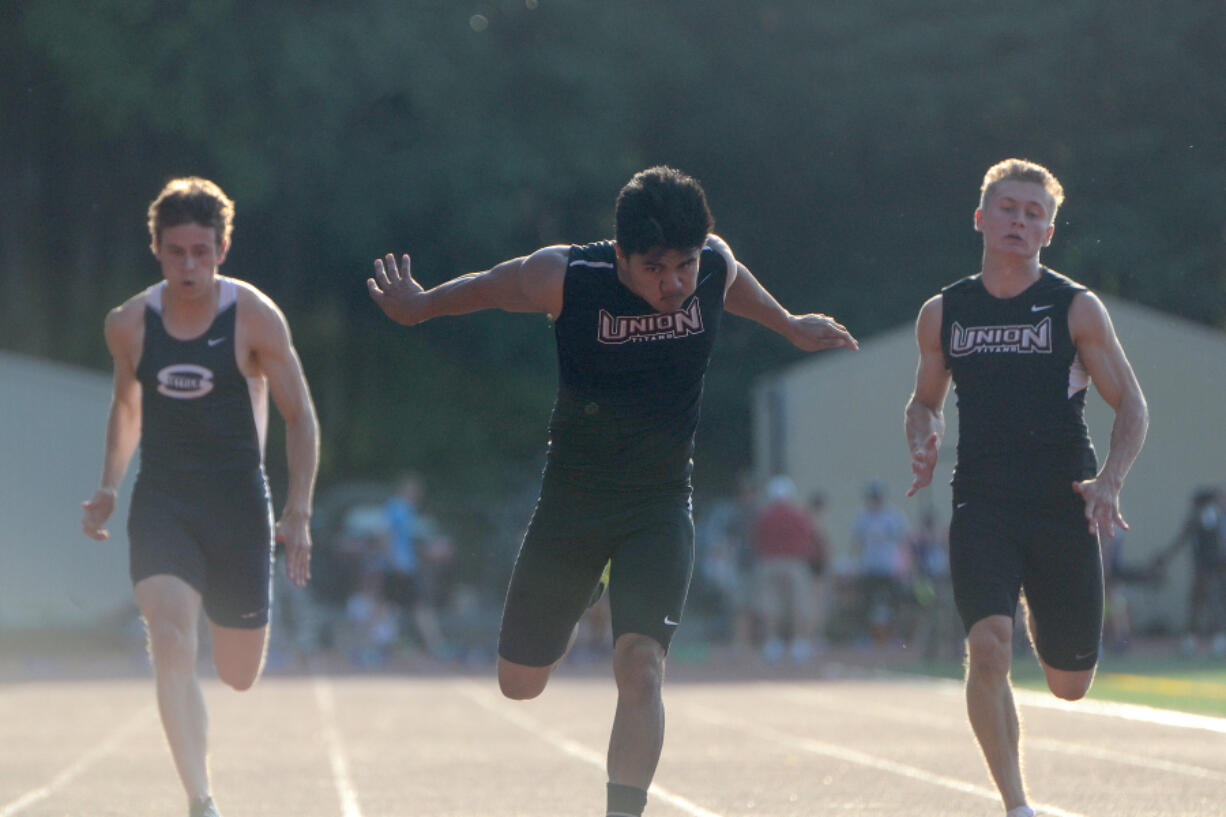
[978,159,1064,222]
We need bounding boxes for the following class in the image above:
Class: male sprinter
[905,158,1148,817]
[82,177,320,817]
[369,166,857,817]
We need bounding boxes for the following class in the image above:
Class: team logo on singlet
[156,364,215,399]
[597,300,705,345]
[949,317,1052,357]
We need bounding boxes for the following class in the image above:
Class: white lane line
[932,675,1226,731]
[0,705,155,816]
[830,673,1226,733]
[1013,687,1226,734]
[776,685,1226,782]
[1026,736,1226,782]
[458,682,725,817]
[688,704,1089,817]
[897,674,1226,734]
[312,675,364,817]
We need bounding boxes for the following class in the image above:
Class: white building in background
[752,297,1226,633]
[0,351,134,630]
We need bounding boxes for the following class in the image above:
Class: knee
[145,619,198,674]
[217,664,259,692]
[210,630,267,691]
[965,622,1013,681]
[613,637,665,700]
[498,659,548,700]
[1046,670,1094,701]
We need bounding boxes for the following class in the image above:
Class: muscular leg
[1026,606,1096,701]
[607,633,666,789]
[210,621,270,692]
[134,575,210,801]
[497,623,578,700]
[497,658,554,700]
[965,615,1027,812]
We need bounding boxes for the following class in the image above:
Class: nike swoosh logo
[207,337,226,346]
[1030,304,1053,312]
[663,616,680,627]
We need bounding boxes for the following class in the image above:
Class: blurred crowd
[693,476,1226,666]
[270,473,1226,671]
[693,474,962,665]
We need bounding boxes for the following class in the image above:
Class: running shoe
[190,796,222,817]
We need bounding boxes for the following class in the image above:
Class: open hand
[276,513,313,588]
[907,433,940,497]
[367,253,428,325]
[1073,478,1127,538]
[81,488,117,541]
[786,313,859,352]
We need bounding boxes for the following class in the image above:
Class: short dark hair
[614,166,714,256]
[147,177,235,253]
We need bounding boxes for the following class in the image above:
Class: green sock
[606,782,648,817]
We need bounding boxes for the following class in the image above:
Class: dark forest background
[4,1,1224,563]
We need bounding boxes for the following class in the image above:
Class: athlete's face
[154,222,228,299]
[975,180,1055,259]
[615,244,702,313]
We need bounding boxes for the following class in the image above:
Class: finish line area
[2,659,1223,817]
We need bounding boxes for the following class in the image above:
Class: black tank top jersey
[545,240,728,489]
[135,280,262,475]
[940,267,1097,497]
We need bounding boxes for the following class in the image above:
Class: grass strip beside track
[908,656,1226,717]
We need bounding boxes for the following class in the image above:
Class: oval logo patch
[156,364,214,399]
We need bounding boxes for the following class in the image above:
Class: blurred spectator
[336,503,392,600]
[384,478,448,657]
[383,475,454,658]
[851,479,910,646]
[697,473,760,654]
[806,492,832,653]
[1153,487,1226,657]
[902,508,958,660]
[751,476,821,664]
[342,566,400,668]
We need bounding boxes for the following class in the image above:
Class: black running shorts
[128,467,275,629]
[498,476,695,667]
[948,487,1103,671]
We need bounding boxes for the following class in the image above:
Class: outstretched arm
[367,245,567,325]
[904,295,951,497]
[82,302,143,541]
[714,237,858,352]
[1069,292,1149,536]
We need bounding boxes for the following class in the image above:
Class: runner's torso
[135,279,262,476]
[546,240,728,489]
[940,267,1097,497]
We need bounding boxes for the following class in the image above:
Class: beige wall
[0,352,135,629]
[753,297,1226,632]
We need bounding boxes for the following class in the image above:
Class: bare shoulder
[522,245,570,276]
[705,233,736,266]
[101,291,149,367]
[1068,290,1115,343]
[104,291,147,338]
[518,245,569,312]
[232,278,289,328]
[918,292,944,317]
[916,293,943,335]
[705,234,738,291]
